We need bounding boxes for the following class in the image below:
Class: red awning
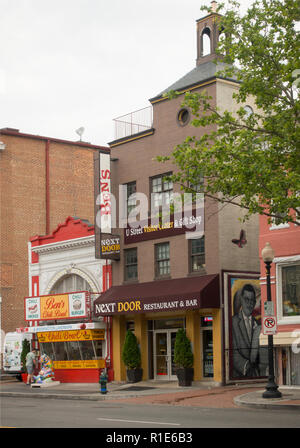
[94,274,219,316]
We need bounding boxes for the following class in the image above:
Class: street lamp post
[261,242,282,399]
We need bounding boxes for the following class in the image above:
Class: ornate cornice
[32,236,95,255]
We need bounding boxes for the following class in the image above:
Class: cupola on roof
[149,2,237,103]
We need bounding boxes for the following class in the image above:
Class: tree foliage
[174,329,194,368]
[121,330,141,369]
[157,0,300,224]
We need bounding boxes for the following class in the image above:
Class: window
[177,108,190,126]
[201,28,211,56]
[188,171,204,194]
[270,214,290,230]
[281,264,300,317]
[50,274,92,294]
[151,173,173,210]
[155,242,170,277]
[277,259,300,324]
[126,181,137,216]
[124,248,138,281]
[190,237,205,272]
[243,105,253,117]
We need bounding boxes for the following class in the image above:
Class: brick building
[259,216,300,386]
[0,127,109,336]
[94,7,262,385]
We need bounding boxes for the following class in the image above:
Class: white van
[3,332,33,374]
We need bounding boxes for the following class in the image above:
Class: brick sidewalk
[109,386,263,408]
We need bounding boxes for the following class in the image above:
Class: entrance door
[153,330,177,380]
[202,329,213,378]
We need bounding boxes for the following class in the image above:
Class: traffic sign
[263,316,277,335]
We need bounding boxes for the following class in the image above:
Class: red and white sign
[24,291,88,322]
[99,153,111,234]
[263,316,277,335]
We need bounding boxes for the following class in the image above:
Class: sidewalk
[1,378,300,411]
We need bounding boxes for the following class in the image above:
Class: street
[1,396,299,429]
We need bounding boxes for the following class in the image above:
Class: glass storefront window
[80,341,96,360]
[39,339,103,362]
[66,341,81,360]
[94,341,103,358]
[202,329,213,378]
[40,342,55,360]
[53,342,68,361]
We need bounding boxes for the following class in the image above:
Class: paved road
[1,396,300,429]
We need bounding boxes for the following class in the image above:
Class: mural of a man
[232,283,268,378]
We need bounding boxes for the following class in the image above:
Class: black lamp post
[261,242,282,399]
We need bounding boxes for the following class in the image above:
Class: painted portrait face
[241,289,256,317]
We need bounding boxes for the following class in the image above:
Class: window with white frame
[150,173,173,210]
[277,259,300,323]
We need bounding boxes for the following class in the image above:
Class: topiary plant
[174,328,194,368]
[121,330,141,370]
[20,339,30,373]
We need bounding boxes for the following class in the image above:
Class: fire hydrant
[99,370,108,394]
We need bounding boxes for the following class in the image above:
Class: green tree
[174,329,194,368]
[158,0,300,225]
[121,330,141,369]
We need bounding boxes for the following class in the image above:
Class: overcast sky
[0,0,254,146]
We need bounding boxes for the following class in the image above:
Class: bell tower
[196,1,223,65]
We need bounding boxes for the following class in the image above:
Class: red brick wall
[0,132,107,333]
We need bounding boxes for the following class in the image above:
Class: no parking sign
[263,316,277,335]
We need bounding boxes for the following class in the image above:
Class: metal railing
[113,106,153,140]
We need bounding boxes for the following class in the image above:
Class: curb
[234,393,300,411]
[0,392,105,401]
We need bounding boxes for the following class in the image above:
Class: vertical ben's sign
[94,151,120,260]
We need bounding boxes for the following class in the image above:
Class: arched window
[244,105,253,117]
[50,274,92,294]
[201,28,211,57]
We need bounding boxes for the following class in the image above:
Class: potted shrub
[174,328,194,387]
[121,330,143,383]
[20,339,30,383]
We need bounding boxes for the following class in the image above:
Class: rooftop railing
[113,106,153,140]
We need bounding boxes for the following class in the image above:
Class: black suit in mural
[232,284,268,378]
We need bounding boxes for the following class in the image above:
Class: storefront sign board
[95,297,200,316]
[53,360,105,369]
[24,292,88,321]
[124,208,204,244]
[37,329,105,343]
[94,151,112,259]
[100,234,121,260]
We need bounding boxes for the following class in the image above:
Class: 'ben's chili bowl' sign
[95,297,200,316]
[24,292,87,321]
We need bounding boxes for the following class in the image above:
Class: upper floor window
[277,259,300,324]
[126,181,137,216]
[150,173,173,210]
[124,248,138,282]
[190,237,205,272]
[155,242,170,278]
[50,274,92,294]
[270,212,290,230]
